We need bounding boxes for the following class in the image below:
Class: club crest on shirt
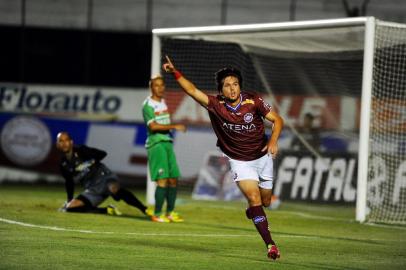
[244,113,253,123]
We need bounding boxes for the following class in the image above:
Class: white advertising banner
[0,83,150,121]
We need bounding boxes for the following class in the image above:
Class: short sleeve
[255,94,272,117]
[142,102,156,126]
[207,95,217,109]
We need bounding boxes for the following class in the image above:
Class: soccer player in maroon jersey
[163,56,284,260]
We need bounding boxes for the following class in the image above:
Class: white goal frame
[150,17,376,222]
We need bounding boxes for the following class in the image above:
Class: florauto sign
[0,86,120,113]
[0,84,148,121]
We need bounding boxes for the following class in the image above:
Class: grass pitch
[0,184,405,270]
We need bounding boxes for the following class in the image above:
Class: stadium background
[0,0,405,204]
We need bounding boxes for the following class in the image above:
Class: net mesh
[161,28,365,96]
[367,21,406,224]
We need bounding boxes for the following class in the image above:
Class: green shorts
[147,141,181,181]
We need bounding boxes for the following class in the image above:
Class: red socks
[246,205,275,246]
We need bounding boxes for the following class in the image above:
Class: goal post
[356,17,375,222]
[150,17,406,224]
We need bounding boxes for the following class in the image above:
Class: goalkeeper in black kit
[57,131,152,217]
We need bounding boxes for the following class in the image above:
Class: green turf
[0,184,405,270]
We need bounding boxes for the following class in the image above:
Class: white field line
[1,217,405,242]
[363,222,406,230]
[203,204,406,229]
[280,211,406,230]
[0,217,252,237]
[202,204,351,221]
[0,217,324,240]
[278,211,352,222]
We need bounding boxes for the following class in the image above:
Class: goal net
[151,17,406,224]
[364,20,406,224]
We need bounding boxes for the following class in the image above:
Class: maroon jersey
[206,91,272,161]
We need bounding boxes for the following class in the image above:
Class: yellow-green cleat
[166,211,184,222]
[107,205,122,216]
[151,214,170,223]
[144,207,154,217]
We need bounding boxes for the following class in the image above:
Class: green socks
[155,186,177,215]
[166,186,177,213]
[154,186,167,215]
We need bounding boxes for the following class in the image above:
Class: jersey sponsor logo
[222,122,256,132]
[253,216,266,224]
[243,113,253,123]
[241,99,254,105]
[155,114,170,125]
[154,109,169,115]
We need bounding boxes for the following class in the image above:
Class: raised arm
[162,55,209,107]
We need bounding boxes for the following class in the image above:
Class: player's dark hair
[215,67,243,92]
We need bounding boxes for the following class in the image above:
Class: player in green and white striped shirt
[142,75,186,222]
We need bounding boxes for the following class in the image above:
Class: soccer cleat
[267,245,280,260]
[151,214,170,223]
[107,205,122,216]
[144,207,154,217]
[58,201,68,212]
[166,211,184,222]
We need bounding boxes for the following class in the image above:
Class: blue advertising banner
[0,113,149,183]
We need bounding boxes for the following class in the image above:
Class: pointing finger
[165,55,173,65]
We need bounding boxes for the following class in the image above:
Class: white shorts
[226,153,274,190]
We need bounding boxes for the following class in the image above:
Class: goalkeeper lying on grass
[56,131,152,217]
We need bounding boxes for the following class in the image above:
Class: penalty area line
[0,216,322,239]
[3,217,402,242]
[0,217,403,242]
[0,217,255,237]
